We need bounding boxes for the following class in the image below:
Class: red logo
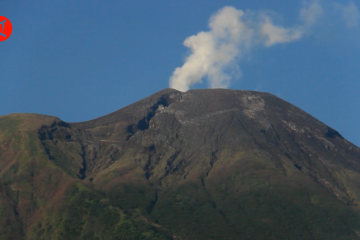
[0,16,12,41]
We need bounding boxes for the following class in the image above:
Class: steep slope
[1,88,360,239]
[0,114,173,240]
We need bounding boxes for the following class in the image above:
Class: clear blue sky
[1,1,360,146]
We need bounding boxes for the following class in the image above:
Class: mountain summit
[1,88,360,239]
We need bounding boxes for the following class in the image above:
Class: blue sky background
[1,0,360,146]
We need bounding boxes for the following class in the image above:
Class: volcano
[1,88,360,239]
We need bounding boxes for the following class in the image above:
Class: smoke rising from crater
[169,2,323,92]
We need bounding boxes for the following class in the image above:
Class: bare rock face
[1,88,360,240]
[71,89,360,205]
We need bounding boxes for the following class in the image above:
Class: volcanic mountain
[1,88,360,240]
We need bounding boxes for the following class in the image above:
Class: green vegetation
[28,182,172,240]
[41,140,83,178]
[0,116,23,134]
[151,175,360,240]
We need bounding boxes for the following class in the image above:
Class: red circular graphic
[0,16,12,41]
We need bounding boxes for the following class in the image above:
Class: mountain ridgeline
[1,88,360,240]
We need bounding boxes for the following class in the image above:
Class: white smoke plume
[169,2,322,92]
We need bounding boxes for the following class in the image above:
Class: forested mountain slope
[1,88,360,239]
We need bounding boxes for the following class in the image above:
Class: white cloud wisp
[334,1,360,28]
